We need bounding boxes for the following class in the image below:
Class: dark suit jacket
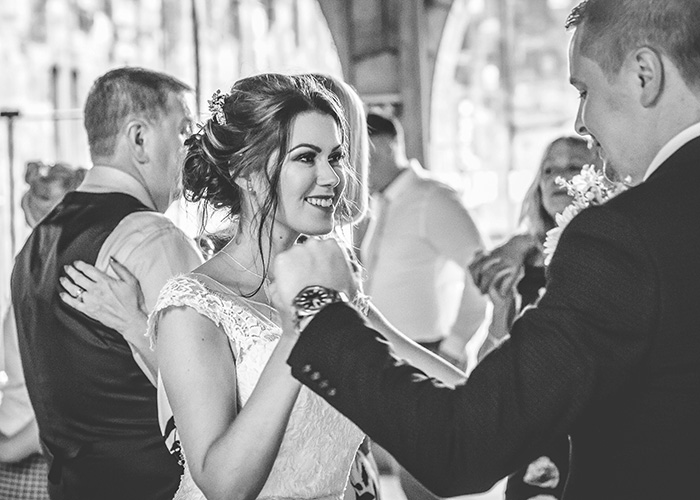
[288,137,700,499]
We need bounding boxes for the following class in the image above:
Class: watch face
[294,285,339,314]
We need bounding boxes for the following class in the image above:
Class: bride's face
[274,111,346,239]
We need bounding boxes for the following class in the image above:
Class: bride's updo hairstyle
[182,73,353,252]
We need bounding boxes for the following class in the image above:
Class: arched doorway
[430,0,582,240]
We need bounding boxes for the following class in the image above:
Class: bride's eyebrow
[287,143,321,154]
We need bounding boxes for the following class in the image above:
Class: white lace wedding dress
[148,274,364,500]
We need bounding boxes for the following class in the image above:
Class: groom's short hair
[566,0,700,85]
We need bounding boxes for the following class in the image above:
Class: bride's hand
[59,258,147,335]
[272,238,360,316]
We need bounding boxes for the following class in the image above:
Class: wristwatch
[292,285,349,332]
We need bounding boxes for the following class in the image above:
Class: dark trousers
[46,437,181,500]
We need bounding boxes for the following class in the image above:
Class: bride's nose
[316,160,341,188]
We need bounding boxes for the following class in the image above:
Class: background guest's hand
[272,238,360,316]
[469,232,537,294]
[59,258,148,344]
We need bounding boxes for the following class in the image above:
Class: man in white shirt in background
[360,112,487,500]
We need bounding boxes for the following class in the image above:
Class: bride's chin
[300,225,335,238]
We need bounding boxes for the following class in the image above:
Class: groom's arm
[287,205,656,497]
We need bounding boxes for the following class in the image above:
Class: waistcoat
[11,192,181,500]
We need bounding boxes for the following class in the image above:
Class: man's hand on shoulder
[272,238,360,318]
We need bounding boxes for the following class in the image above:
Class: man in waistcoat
[11,67,203,500]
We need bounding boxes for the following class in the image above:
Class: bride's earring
[246,179,255,195]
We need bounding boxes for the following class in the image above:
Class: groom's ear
[633,47,664,108]
[125,120,149,164]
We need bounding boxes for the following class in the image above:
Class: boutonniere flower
[543,164,628,265]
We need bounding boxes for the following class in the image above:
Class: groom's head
[566,0,700,184]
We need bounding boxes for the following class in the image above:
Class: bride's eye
[293,152,316,164]
[329,151,345,167]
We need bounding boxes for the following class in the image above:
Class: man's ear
[125,120,149,163]
[634,47,664,107]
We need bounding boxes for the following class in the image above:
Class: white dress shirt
[0,307,36,440]
[362,161,487,360]
[644,121,700,180]
[77,166,204,383]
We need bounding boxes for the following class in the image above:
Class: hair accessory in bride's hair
[207,89,229,125]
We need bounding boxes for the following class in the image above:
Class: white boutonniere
[543,164,628,265]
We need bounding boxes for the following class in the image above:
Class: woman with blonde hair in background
[470,135,599,500]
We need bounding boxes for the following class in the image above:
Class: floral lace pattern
[148,275,364,500]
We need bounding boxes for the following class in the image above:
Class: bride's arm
[158,307,301,500]
[365,303,467,387]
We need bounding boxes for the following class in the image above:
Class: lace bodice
[148,274,364,500]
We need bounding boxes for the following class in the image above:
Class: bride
[60,73,467,500]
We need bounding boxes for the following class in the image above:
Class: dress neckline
[187,272,280,329]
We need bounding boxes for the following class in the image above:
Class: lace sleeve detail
[147,274,234,351]
[147,274,280,364]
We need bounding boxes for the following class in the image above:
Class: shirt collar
[644,122,700,181]
[78,166,157,210]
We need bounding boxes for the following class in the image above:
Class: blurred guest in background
[20,161,86,228]
[362,112,486,370]
[471,135,598,360]
[360,112,486,500]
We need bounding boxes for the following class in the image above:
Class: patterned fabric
[0,454,49,500]
[148,274,364,500]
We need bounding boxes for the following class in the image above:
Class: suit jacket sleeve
[287,203,657,496]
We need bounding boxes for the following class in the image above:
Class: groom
[273,1,700,498]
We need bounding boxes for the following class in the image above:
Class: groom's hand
[272,238,359,315]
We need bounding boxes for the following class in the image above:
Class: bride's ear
[234,176,256,195]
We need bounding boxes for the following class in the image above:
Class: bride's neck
[224,220,299,278]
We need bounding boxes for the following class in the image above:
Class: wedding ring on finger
[76,288,85,302]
